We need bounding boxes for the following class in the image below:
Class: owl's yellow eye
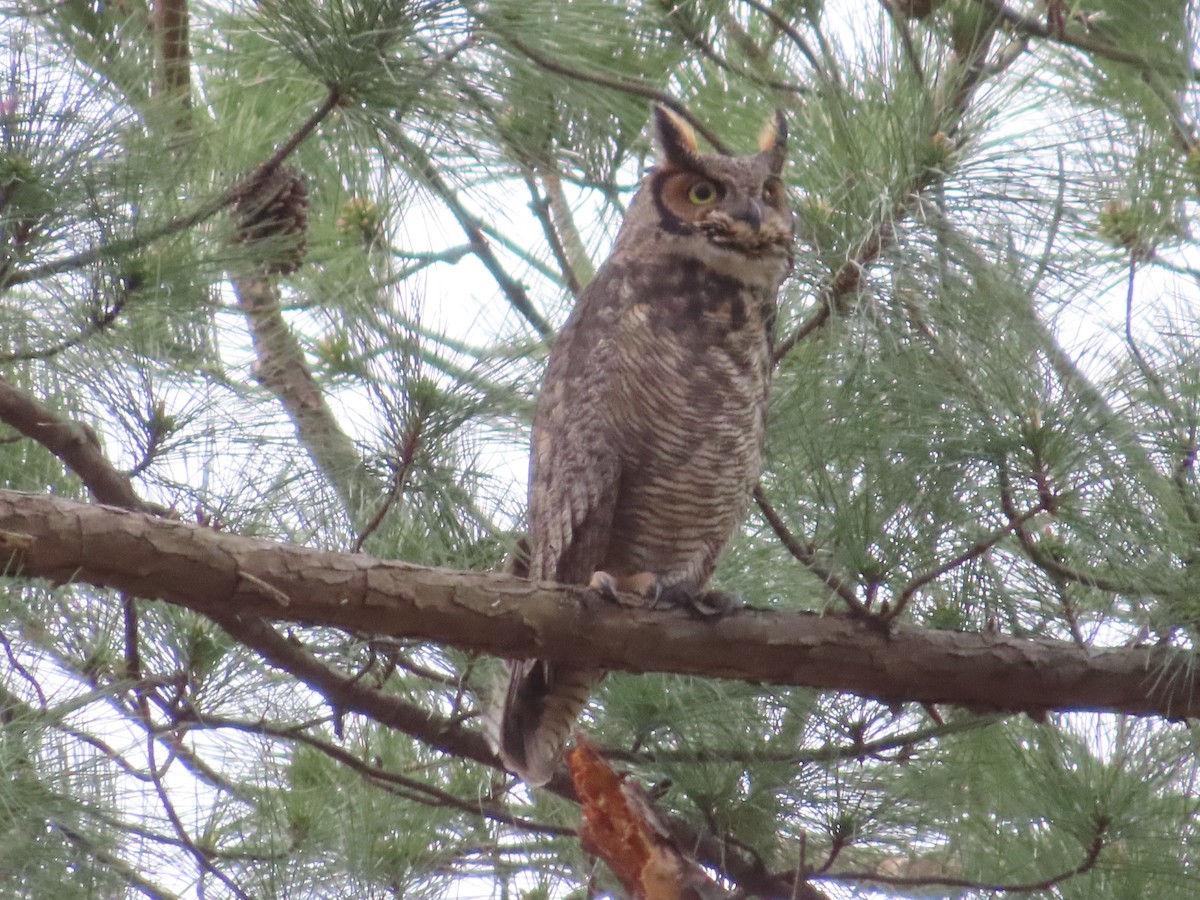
[687,180,719,206]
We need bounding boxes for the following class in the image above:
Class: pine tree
[1,1,1199,897]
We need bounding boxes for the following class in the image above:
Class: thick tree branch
[0,490,1196,721]
[233,275,379,518]
[153,0,192,127]
[0,379,164,513]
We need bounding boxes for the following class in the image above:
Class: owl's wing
[527,296,622,585]
[496,278,623,785]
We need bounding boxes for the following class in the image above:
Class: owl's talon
[588,571,664,608]
[588,570,653,607]
[691,589,743,618]
[657,584,742,618]
[625,571,662,599]
[588,570,620,600]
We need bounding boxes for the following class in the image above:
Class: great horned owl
[496,105,793,785]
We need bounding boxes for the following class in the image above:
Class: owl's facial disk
[654,168,793,259]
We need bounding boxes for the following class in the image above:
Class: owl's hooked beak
[729,197,764,232]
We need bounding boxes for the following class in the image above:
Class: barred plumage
[495,105,794,785]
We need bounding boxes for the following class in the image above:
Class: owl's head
[638,105,793,267]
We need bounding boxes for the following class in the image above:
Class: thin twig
[881,0,927,85]
[145,730,252,899]
[607,714,1002,765]
[122,577,252,898]
[0,673,160,784]
[0,626,47,708]
[200,609,500,768]
[670,8,810,96]
[82,801,284,863]
[54,822,185,900]
[0,295,126,363]
[1171,423,1198,526]
[773,212,897,364]
[353,412,422,553]
[395,134,553,338]
[123,594,149,721]
[816,814,1107,892]
[997,460,1135,595]
[753,485,870,617]
[1122,255,1162,392]
[1028,148,1067,296]
[524,175,581,298]
[365,639,462,687]
[773,4,999,363]
[489,30,733,155]
[974,0,1200,88]
[5,87,341,290]
[235,87,343,199]
[737,0,834,88]
[391,244,474,280]
[884,501,1047,623]
[1052,578,1088,647]
[185,713,572,836]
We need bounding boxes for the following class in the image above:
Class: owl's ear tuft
[653,105,702,169]
[758,110,787,175]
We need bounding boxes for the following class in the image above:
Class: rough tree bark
[0,489,1193,721]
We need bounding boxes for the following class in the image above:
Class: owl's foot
[588,570,661,607]
[657,584,743,618]
[588,571,742,618]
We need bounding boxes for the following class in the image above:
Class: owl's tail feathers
[487,660,602,786]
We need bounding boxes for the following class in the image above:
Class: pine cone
[232,165,309,275]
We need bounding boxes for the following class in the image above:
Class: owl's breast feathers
[543,254,778,449]
[594,257,776,589]
[617,256,777,357]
